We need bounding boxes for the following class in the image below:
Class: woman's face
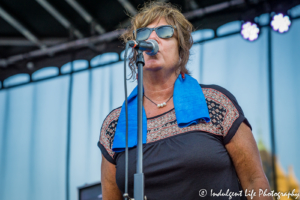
[142,17,180,74]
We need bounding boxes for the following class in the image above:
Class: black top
[98,84,251,199]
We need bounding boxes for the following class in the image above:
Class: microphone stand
[134,49,145,200]
[125,40,158,200]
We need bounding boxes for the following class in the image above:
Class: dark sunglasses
[133,25,176,41]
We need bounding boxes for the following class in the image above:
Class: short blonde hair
[120,1,194,80]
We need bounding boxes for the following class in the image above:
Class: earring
[136,73,138,80]
[180,72,185,79]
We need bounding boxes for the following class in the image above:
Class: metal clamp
[123,193,147,200]
[123,193,134,200]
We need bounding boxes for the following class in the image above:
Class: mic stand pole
[134,49,145,200]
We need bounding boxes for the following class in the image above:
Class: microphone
[128,39,159,56]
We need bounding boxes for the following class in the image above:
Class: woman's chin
[144,60,162,70]
[144,64,163,71]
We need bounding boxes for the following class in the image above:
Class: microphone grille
[146,39,159,56]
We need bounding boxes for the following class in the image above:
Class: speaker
[78,182,102,200]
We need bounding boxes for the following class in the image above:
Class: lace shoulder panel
[99,107,121,158]
[203,87,240,137]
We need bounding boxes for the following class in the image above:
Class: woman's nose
[148,29,159,40]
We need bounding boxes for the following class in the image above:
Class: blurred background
[0,0,299,200]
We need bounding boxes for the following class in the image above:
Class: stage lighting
[241,22,260,41]
[271,13,291,33]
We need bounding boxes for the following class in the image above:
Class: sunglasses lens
[136,28,151,41]
[156,26,173,38]
[134,26,174,40]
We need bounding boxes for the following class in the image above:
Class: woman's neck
[143,70,178,102]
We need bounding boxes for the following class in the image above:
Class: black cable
[123,42,130,200]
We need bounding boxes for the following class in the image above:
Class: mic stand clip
[123,193,147,200]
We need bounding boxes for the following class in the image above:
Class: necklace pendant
[157,102,167,108]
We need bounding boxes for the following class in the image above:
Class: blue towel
[112,74,210,152]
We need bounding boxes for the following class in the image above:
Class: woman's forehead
[145,17,175,29]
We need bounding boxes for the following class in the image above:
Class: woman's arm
[225,122,273,200]
[101,154,123,200]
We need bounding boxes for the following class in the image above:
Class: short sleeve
[98,107,122,165]
[201,84,252,145]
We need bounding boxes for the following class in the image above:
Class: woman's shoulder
[200,84,242,112]
[100,106,122,141]
[200,84,238,103]
[98,106,122,162]
[101,106,122,130]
